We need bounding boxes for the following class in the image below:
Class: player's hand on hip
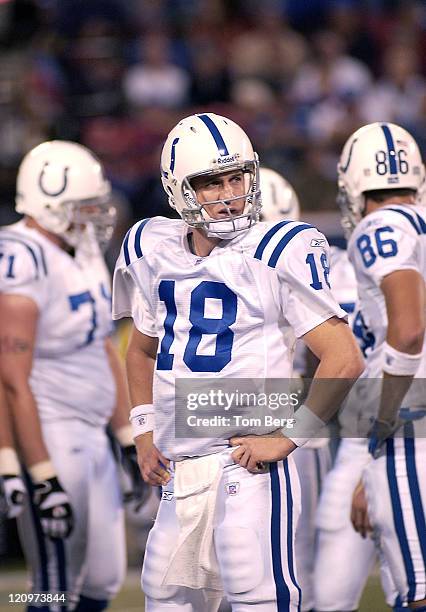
[350,480,372,539]
[0,475,27,519]
[135,434,170,487]
[32,476,74,539]
[230,435,297,472]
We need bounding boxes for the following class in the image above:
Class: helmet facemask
[336,177,365,241]
[179,159,261,240]
[57,195,117,253]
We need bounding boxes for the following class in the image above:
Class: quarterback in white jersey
[113,113,363,611]
[0,141,140,612]
[337,122,426,610]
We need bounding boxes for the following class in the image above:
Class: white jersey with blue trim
[0,220,115,425]
[347,203,426,408]
[113,216,347,460]
[329,246,358,316]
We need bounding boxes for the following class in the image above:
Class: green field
[0,568,388,612]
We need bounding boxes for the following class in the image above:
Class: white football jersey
[329,246,358,316]
[113,217,347,460]
[348,203,426,408]
[0,220,116,425]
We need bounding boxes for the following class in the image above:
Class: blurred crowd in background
[0,0,425,252]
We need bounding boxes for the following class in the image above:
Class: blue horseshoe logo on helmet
[38,162,69,196]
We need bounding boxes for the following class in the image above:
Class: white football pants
[18,420,126,610]
[292,443,332,611]
[314,438,396,611]
[363,418,426,607]
[142,453,301,611]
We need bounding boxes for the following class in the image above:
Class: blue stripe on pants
[270,462,291,611]
[386,437,416,601]
[283,460,302,611]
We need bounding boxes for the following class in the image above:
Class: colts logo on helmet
[38,162,69,197]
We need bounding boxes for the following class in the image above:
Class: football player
[0,141,139,611]
[113,113,363,611]
[260,166,334,612]
[336,122,426,611]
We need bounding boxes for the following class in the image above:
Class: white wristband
[283,404,327,447]
[0,447,21,476]
[28,460,56,483]
[129,404,155,439]
[382,342,422,376]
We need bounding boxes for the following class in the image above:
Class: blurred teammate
[261,167,360,612]
[0,141,139,611]
[0,379,26,519]
[336,122,426,610]
[113,113,363,611]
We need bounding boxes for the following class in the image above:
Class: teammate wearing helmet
[336,122,426,610]
[0,141,136,611]
[259,166,362,612]
[113,113,363,611]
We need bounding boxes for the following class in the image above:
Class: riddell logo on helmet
[217,154,237,165]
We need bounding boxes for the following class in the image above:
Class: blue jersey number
[352,310,375,357]
[356,226,398,268]
[157,280,237,373]
[0,253,16,279]
[305,252,330,290]
[68,291,97,347]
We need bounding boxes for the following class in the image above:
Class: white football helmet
[259,167,300,222]
[15,140,116,250]
[160,113,260,239]
[337,122,425,237]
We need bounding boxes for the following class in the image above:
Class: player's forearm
[126,347,155,406]
[305,341,364,422]
[105,337,132,433]
[377,372,414,424]
[0,385,15,448]
[3,382,50,467]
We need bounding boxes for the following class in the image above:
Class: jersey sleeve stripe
[268,224,314,268]
[134,218,150,259]
[414,211,426,234]
[0,232,48,276]
[384,207,421,234]
[0,236,40,279]
[254,221,292,260]
[123,229,131,266]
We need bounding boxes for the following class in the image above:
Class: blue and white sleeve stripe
[0,232,48,278]
[254,222,315,269]
[122,219,151,267]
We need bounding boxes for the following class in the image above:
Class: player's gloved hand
[121,444,150,505]
[32,476,74,539]
[368,418,402,458]
[0,475,27,519]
